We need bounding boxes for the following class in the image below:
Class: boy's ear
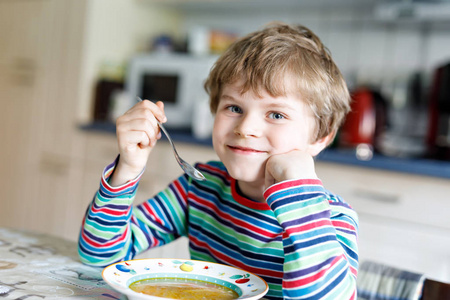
[307,131,336,157]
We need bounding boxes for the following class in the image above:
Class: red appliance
[339,87,387,151]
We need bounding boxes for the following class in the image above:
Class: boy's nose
[233,114,262,138]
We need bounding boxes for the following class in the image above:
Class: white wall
[180,4,450,89]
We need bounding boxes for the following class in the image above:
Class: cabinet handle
[39,156,68,176]
[10,58,36,87]
[352,189,400,204]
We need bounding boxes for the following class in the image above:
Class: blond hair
[204,22,351,142]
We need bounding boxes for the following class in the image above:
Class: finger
[121,99,147,117]
[120,130,151,149]
[140,99,167,123]
[116,100,165,141]
[142,100,166,137]
[120,101,159,125]
[155,101,167,123]
[121,100,160,120]
[118,118,159,146]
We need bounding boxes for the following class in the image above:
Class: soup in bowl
[102,258,268,300]
[130,277,239,299]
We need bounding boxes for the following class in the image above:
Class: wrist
[109,160,145,187]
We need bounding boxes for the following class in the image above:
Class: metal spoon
[137,97,206,181]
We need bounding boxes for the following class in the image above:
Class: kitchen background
[1,0,449,284]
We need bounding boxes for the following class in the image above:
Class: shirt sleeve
[78,158,190,267]
[264,178,359,300]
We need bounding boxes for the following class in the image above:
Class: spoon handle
[135,97,205,181]
[155,119,182,165]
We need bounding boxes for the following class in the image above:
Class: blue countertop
[316,148,450,179]
[81,122,450,179]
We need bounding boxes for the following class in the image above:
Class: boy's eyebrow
[220,94,236,101]
[263,101,296,111]
[221,94,298,111]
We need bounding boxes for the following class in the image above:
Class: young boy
[78,23,358,299]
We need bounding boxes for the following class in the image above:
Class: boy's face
[212,78,325,184]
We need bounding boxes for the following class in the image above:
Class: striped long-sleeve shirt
[78,160,358,299]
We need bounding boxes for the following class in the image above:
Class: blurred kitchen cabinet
[0,0,88,237]
[30,0,88,241]
[0,0,44,227]
[33,1,87,158]
[30,153,85,240]
[0,0,182,241]
[316,161,450,282]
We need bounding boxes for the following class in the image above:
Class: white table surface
[0,227,126,299]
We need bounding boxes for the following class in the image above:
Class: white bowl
[102,258,269,300]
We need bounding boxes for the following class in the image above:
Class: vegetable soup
[129,277,239,299]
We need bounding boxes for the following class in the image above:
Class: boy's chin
[226,165,265,184]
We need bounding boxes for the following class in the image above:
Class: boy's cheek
[306,145,321,157]
[306,134,334,157]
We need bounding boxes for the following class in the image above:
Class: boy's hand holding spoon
[110,99,166,187]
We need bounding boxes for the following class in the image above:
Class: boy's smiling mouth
[227,145,267,154]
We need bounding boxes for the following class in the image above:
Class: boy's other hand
[264,150,318,189]
[110,99,167,186]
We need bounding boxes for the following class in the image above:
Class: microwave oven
[126,54,217,129]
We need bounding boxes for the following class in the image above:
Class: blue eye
[269,112,285,120]
[227,105,242,114]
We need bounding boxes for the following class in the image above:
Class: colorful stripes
[78,161,358,299]
[265,179,358,299]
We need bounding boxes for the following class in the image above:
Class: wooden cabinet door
[0,0,49,229]
[0,0,87,238]
[32,0,86,158]
[29,0,87,240]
